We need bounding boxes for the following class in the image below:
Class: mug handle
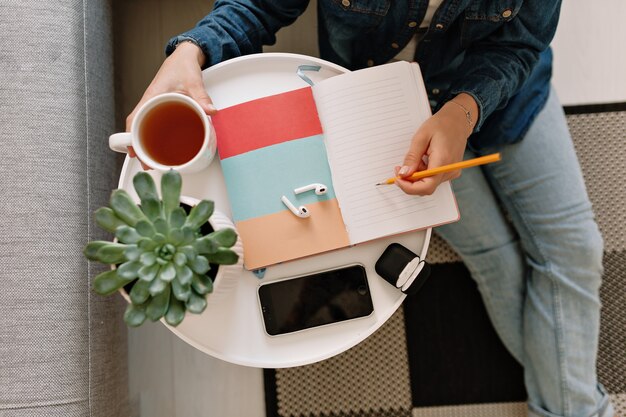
[109,132,132,153]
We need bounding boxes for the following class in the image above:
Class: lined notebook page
[312,61,459,244]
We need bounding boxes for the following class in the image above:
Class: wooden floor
[113,1,626,416]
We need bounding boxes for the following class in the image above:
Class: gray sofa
[0,1,129,416]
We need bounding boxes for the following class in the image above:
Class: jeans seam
[552,277,570,416]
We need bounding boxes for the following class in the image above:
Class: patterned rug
[264,110,626,417]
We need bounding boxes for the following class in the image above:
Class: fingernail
[398,166,409,176]
[206,104,217,113]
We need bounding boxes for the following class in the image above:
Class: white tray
[118,53,431,368]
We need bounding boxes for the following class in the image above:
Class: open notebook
[211,61,459,270]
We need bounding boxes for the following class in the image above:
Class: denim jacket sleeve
[446,0,562,132]
[165,0,310,68]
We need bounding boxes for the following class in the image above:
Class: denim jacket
[166,0,562,150]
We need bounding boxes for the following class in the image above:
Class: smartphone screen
[258,264,374,336]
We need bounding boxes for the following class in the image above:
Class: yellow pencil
[375,152,502,186]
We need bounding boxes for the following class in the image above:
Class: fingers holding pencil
[379,153,502,191]
[395,152,455,195]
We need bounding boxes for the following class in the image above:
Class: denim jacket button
[391,42,399,49]
[341,0,350,7]
[502,9,512,18]
[432,88,440,95]
[408,21,417,28]
[367,59,374,66]
[435,23,444,30]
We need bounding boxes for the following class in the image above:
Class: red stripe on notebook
[211,87,323,159]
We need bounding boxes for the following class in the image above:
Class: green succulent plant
[84,170,239,327]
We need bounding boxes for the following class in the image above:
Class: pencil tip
[375,183,381,186]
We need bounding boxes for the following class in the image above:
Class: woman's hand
[395,93,478,196]
[125,41,216,131]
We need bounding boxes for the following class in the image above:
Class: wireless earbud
[281,195,310,218]
[294,183,328,195]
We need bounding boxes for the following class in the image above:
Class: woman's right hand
[125,41,217,132]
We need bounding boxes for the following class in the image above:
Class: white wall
[551,1,626,105]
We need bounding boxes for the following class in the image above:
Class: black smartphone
[258,264,374,336]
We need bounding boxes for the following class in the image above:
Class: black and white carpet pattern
[264,110,626,417]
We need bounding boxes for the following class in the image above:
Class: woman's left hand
[395,93,478,196]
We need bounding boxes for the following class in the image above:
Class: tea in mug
[140,101,205,166]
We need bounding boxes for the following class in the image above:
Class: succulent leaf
[206,247,239,265]
[184,200,214,229]
[138,263,160,282]
[148,277,168,296]
[135,220,156,237]
[197,274,214,294]
[124,303,147,327]
[173,252,187,266]
[117,261,142,280]
[178,246,197,262]
[95,207,128,233]
[84,241,110,261]
[169,207,187,229]
[165,293,185,326]
[140,251,157,266]
[172,277,192,302]
[140,198,162,221]
[138,238,158,251]
[93,269,133,296]
[153,218,169,236]
[161,170,182,216]
[152,233,167,244]
[193,235,218,255]
[124,244,141,261]
[207,228,238,248]
[186,291,207,314]
[191,274,213,295]
[159,262,176,282]
[174,264,193,285]
[110,189,147,226]
[189,255,210,275]
[132,172,159,202]
[180,227,196,245]
[94,243,128,264]
[115,226,142,244]
[169,228,184,246]
[146,285,171,322]
[129,279,151,305]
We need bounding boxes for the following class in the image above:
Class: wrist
[445,93,479,135]
[172,40,205,67]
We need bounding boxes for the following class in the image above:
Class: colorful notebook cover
[211,87,350,270]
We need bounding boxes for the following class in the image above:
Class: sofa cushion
[0,1,129,416]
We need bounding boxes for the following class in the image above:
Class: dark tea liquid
[140,101,204,166]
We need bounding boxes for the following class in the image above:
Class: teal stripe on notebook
[221,134,336,222]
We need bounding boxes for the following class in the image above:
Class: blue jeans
[436,88,614,417]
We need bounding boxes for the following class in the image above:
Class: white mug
[109,93,217,173]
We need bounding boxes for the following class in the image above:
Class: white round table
[117,53,430,368]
